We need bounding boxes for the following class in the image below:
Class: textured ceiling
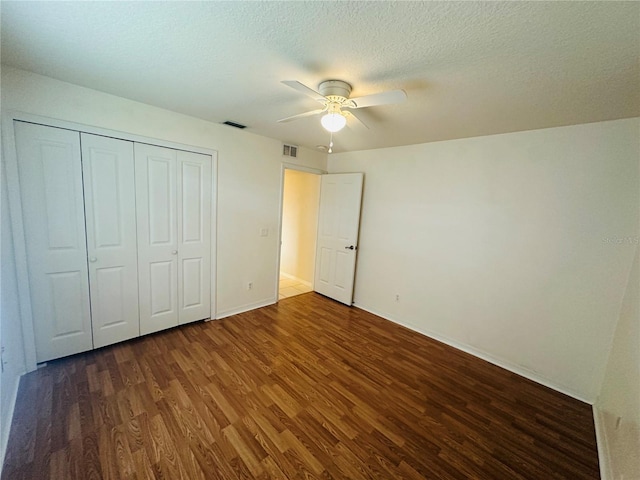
[2,1,639,153]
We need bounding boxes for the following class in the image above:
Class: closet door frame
[3,111,218,372]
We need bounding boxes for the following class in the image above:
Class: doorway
[278,168,321,300]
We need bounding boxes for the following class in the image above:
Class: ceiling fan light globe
[321,113,347,132]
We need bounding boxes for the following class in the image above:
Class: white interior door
[177,150,211,324]
[14,121,93,362]
[81,133,140,348]
[314,173,364,305]
[135,143,179,335]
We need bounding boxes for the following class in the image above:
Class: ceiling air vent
[283,144,298,158]
[222,121,247,129]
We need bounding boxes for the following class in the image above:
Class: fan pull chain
[328,132,334,154]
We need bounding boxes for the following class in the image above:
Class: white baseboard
[279,271,313,288]
[353,302,592,404]
[592,406,612,480]
[0,372,22,473]
[215,298,276,320]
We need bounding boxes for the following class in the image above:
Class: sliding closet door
[177,150,211,324]
[81,133,140,348]
[14,122,93,362]
[135,143,179,335]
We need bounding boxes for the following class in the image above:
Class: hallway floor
[279,274,313,300]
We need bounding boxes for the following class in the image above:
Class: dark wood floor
[2,293,600,479]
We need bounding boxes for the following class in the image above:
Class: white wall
[0,155,27,464]
[328,118,639,402]
[280,169,320,284]
[594,243,639,479]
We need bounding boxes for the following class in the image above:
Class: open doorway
[278,168,321,300]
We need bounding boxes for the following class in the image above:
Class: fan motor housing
[319,80,352,101]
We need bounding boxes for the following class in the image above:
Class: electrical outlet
[247,282,253,290]
[395,294,400,302]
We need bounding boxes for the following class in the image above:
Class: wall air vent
[283,144,298,158]
[222,121,247,129]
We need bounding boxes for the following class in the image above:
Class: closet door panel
[14,122,93,362]
[135,143,179,335]
[81,133,139,348]
[177,151,211,324]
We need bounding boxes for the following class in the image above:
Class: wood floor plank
[2,293,600,479]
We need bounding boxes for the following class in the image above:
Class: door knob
[89,257,97,263]
[171,250,178,255]
[345,245,355,250]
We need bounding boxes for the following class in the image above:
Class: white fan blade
[282,80,327,103]
[346,89,407,109]
[344,110,369,129]
[277,108,325,123]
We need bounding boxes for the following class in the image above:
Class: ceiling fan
[277,80,406,133]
